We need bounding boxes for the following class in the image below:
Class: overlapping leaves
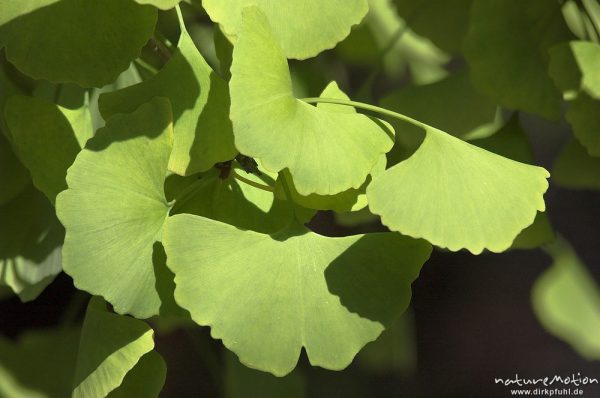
[99,8,236,175]
[230,7,394,195]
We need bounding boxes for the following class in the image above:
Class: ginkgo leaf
[56,98,173,318]
[0,0,157,87]
[0,327,80,398]
[73,298,166,398]
[553,138,600,190]
[532,238,600,359]
[170,167,307,234]
[0,134,29,205]
[0,185,63,302]
[99,8,236,176]
[202,0,368,59]
[230,7,394,196]
[471,116,554,249]
[5,95,93,204]
[367,122,550,254]
[463,0,573,120]
[163,214,431,376]
[134,0,181,10]
[549,41,600,156]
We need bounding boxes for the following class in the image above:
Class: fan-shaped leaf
[56,98,173,318]
[135,0,181,10]
[463,0,572,119]
[367,122,549,254]
[100,8,235,175]
[5,96,92,203]
[230,7,394,195]
[0,0,157,87]
[0,185,63,302]
[163,215,431,376]
[73,297,166,398]
[202,0,368,59]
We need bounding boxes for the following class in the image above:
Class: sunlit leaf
[0,0,157,87]
[163,214,431,376]
[471,116,554,249]
[56,98,173,318]
[100,8,236,175]
[553,138,600,190]
[463,0,572,119]
[73,297,166,398]
[367,120,550,254]
[202,0,368,59]
[532,238,600,359]
[0,185,63,302]
[230,7,394,195]
[5,95,93,203]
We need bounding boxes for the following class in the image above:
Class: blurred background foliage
[1,0,600,397]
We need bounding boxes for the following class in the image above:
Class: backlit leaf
[56,98,173,318]
[99,8,236,175]
[367,120,550,254]
[163,214,431,376]
[0,0,157,87]
[230,7,394,195]
[202,0,368,59]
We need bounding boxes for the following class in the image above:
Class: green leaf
[367,122,549,254]
[463,0,572,119]
[553,138,600,190]
[0,327,80,398]
[395,0,472,54]
[56,98,173,318]
[106,351,167,398]
[0,185,63,302]
[471,116,555,249]
[0,0,157,87]
[5,96,93,204]
[230,7,394,195]
[99,9,235,175]
[73,298,166,398]
[202,0,368,59]
[225,352,306,398]
[163,214,431,376]
[549,41,600,157]
[532,238,600,359]
[0,133,29,205]
[134,0,181,10]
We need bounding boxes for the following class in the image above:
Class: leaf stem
[170,177,213,213]
[134,58,160,75]
[232,170,274,192]
[301,97,426,129]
